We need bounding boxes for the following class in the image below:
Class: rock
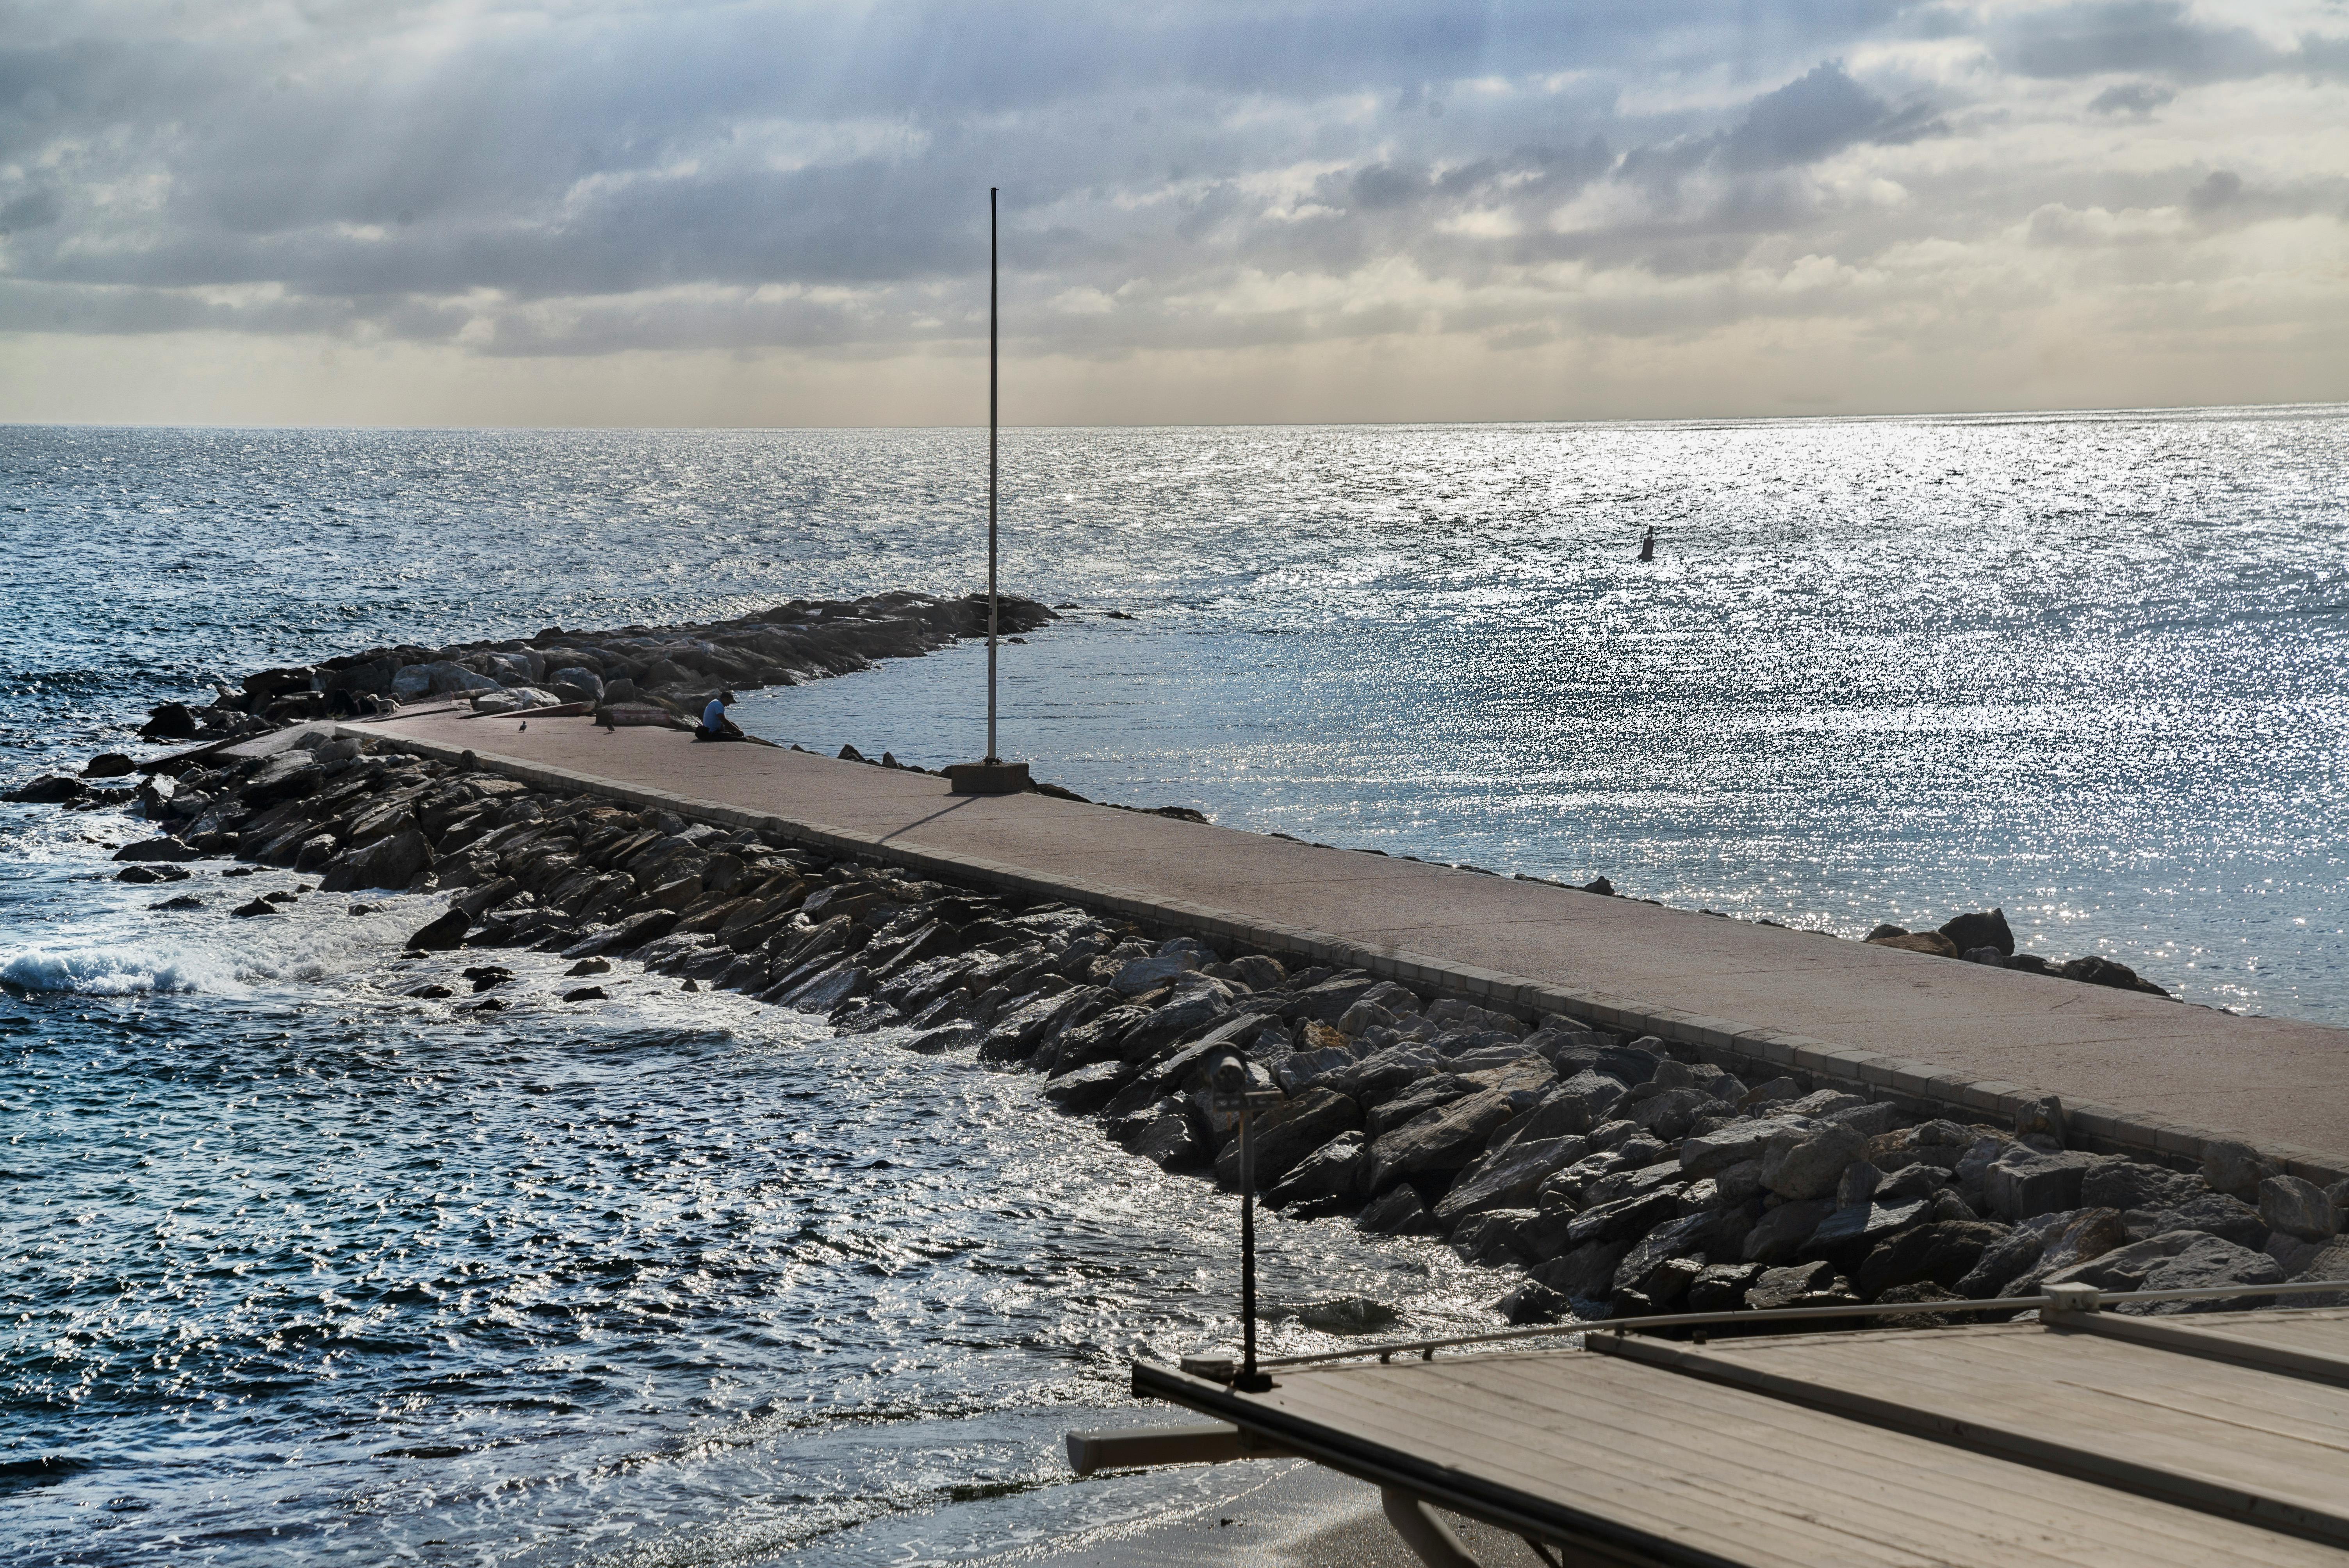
[1687,1262,1764,1312]
[1627,1086,1717,1141]
[562,985,606,1002]
[782,962,868,1014]
[1293,1297,1400,1336]
[2258,1174,2342,1242]
[1864,923,1908,941]
[1275,1045,1356,1094]
[1741,1198,1835,1265]
[1803,1199,1931,1263]
[139,702,199,740]
[2064,1231,2286,1311]
[1366,1078,1543,1188]
[1759,1122,1866,1201]
[1357,1185,1437,1235]
[1267,1131,1367,1208]
[1866,1281,1968,1328]
[231,897,278,918]
[151,895,203,911]
[1954,1210,2075,1297]
[1868,931,1957,957]
[1494,1282,1572,1326]
[1134,1113,1205,1170]
[2059,954,2167,997]
[1453,1207,1537,1266]
[1612,1212,1731,1299]
[1043,1060,1130,1115]
[1962,946,2006,966]
[1286,971,1382,1025]
[1854,1221,2009,1299]
[82,753,136,779]
[1337,999,1394,1036]
[318,827,435,893]
[1527,1070,1630,1137]
[1110,942,1207,996]
[1780,1088,1867,1118]
[406,908,471,951]
[5,775,87,804]
[1613,1256,1705,1317]
[2082,1161,2201,1212]
[548,666,605,704]
[2199,1139,2280,1203]
[1531,1240,1630,1303]
[1744,1260,1842,1311]
[1433,1136,1586,1226]
[1982,1148,2096,1222]
[1837,1162,1882,1208]
[1542,1186,1686,1258]
[1212,1088,1364,1189]
[1681,1116,1802,1179]
[1938,909,2014,956]
[113,837,207,862]
[1739,1076,1804,1108]
[2012,1094,2064,1146]
[2279,1240,2349,1307]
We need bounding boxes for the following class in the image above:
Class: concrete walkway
[367,708,2349,1179]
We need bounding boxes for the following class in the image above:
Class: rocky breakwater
[35,726,2344,1340]
[1861,905,2171,997]
[112,589,1056,747]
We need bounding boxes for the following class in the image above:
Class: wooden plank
[2060,1310,2349,1388]
[1594,1321,2349,1548]
[1133,1352,2349,1568]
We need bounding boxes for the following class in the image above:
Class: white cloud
[0,0,2343,423]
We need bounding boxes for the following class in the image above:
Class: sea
[3,407,2345,1563]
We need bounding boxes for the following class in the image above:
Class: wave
[0,943,244,997]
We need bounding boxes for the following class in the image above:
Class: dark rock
[1759,1122,1866,1201]
[563,909,679,958]
[140,702,200,740]
[2258,1174,2341,1242]
[562,985,607,1002]
[1741,1198,1836,1265]
[1433,1136,1586,1227]
[1134,1112,1205,1171]
[1803,1198,1931,1264]
[1937,909,2014,957]
[2049,1230,2285,1310]
[231,897,278,918]
[1212,1088,1365,1190]
[1982,1148,2097,1222]
[1745,1260,1848,1311]
[83,753,136,779]
[1452,1207,1538,1266]
[1357,1185,1437,1235]
[1293,1297,1401,1336]
[1532,1239,1629,1303]
[405,983,453,999]
[318,827,435,893]
[2082,1161,2202,1213]
[1043,1060,1130,1115]
[565,957,611,977]
[2201,1139,2279,1201]
[2008,1208,2130,1294]
[1494,1282,1573,1326]
[1541,1186,1687,1260]
[1687,1262,1764,1313]
[406,908,471,951]
[1366,1074,1548,1188]
[2058,954,2168,996]
[462,965,511,992]
[113,838,207,862]
[1854,1221,2009,1299]
[6,775,88,804]
[1866,1281,1968,1328]
[1680,1116,1802,1179]
[1267,1131,1367,1208]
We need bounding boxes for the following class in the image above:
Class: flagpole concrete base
[946,761,1030,796]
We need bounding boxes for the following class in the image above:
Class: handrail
[1215,1277,2349,1372]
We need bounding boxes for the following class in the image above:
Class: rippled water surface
[3,410,2347,1561]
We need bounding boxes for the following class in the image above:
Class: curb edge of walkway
[364,728,2348,1187]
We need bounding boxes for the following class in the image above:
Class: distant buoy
[1638,527,1655,563]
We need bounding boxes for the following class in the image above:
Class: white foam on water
[0,941,245,996]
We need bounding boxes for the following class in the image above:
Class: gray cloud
[0,0,2343,378]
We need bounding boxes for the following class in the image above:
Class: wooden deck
[1130,1309,2349,1567]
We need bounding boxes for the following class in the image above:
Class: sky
[3,0,2346,427]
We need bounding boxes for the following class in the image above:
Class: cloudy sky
[4,0,2345,426]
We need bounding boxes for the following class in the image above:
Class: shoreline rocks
[29,721,2337,1338]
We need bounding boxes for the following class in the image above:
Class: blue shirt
[703,698,726,731]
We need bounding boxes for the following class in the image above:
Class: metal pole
[1235,1102,1272,1392]
[986,185,1000,765]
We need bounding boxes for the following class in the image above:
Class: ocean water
[4,408,2346,1561]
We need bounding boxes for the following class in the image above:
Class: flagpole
[986,185,1000,765]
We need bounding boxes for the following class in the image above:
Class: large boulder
[2042,1229,2285,1306]
[1742,1198,1835,1265]
[318,827,435,892]
[2202,1139,2279,1201]
[1266,1131,1366,1208]
[1531,1240,1629,1303]
[2008,1208,2131,1294]
[1937,909,2014,957]
[2082,1160,2202,1212]
[1433,1136,1587,1227]
[5,774,89,804]
[1854,1221,2009,1299]
[1212,1088,1363,1190]
[1759,1122,1866,1201]
[2258,1174,2342,1243]
[1982,1148,2098,1222]
[1681,1116,1803,1179]
[1802,1199,1932,1265]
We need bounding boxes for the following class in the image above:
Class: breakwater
[24,712,2344,1341]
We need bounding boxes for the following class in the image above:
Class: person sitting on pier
[695,690,745,743]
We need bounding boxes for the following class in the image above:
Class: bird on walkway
[518,720,528,732]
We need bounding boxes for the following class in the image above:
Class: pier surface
[368,709,2349,1176]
